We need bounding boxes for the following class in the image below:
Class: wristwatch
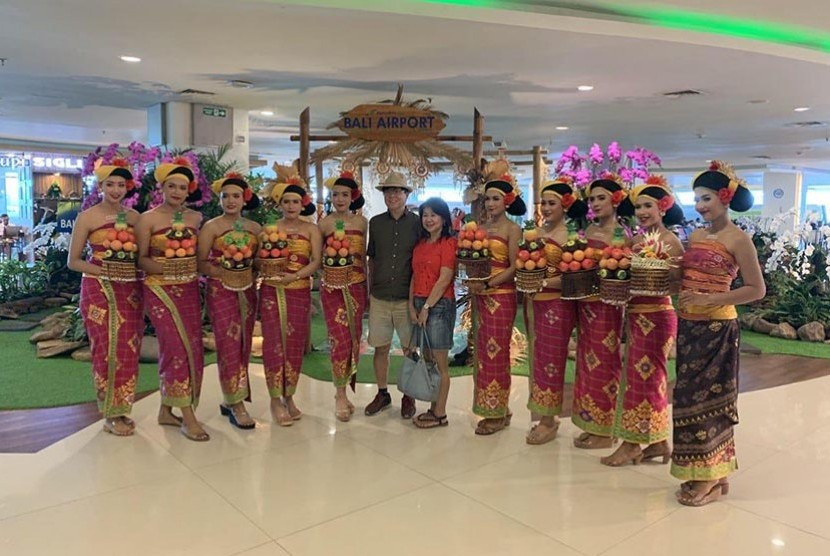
[422,303,430,311]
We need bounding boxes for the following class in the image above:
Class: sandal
[641,441,671,464]
[180,423,210,442]
[475,413,512,436]
[676,479,729,507]
[335,396,351,422]
[600,442,644,467]
[103,417,134,437]
[271,400,294,427]
[573,432,617,449]
[157,408,183,427]
[220,404,256,430]
[413,410,448,429]
[526,420,559,445]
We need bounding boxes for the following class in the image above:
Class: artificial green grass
[741,330,830,359]
[0,330,216,410]
[3,302,828,409]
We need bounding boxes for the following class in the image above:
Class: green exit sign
[202,106,227,118]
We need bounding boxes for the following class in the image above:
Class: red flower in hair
[125,179,136,191]
[657,196,674,212]
[188,181,198,194]
[718,188,734,204]
[302,194,312,207]
[340,171,355,180]
[499,173,513,183]
[173,156,191,167]
[112,158,129,168]
[351,188,361,201]
[611,189,626,206]
[225,171,245,180]
[560,193,575,209]
[503,192,517,207]
[286,176,302,186]
[243,188,253,203]
[709,161,721,171]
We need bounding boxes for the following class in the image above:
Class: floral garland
[80,142,215,212]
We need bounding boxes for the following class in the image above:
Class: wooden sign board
[336,104,446,143]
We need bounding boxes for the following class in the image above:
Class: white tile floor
[2,364,830,556]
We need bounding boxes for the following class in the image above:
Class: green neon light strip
[420,0,830,53]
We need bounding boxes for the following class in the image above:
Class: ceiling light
[577,85,594,92]
[771,539,785,548]
[794,106,811,112]
[260,111,274,116]
[119,55,141,63]
[555,126,569,131]
[228,80,254,89]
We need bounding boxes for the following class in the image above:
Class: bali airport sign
[336,104,446,143]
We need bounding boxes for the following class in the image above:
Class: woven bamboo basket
[515,268,547,294]
[322,264,353,289]
[459,258,491,281]
[561,269,599,300]
[101,259,137,282]
[257,257,287,279]
[600,278,630,306]
[162,256,197,282]
[630,258,671,297]
[219,266,253,291]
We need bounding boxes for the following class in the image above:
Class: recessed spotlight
[771,539,785,548]
[260,111,274,116]
[228,80,254,89]
[555,126,569,131]
[794,106,811,112]
[577,85,594,92]
[119,55,141,63]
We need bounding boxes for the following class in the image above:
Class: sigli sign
[337,104,446,142]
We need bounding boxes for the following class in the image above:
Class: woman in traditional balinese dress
[319,171,367,422]
[572,176,629,449]
[136,158,208,442]
[466,174,523,435]
[68,159,143,436]
[672,161,764,506]
[601,175,684,466]
[259,178,321,426]
[197,173,261,430]
[525,177,588,444]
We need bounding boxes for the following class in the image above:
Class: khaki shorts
[368,295,413,348]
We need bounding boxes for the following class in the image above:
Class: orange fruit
[326,247,337,257]
[537,258,547,267]
[168,239,180,250]
[474,230,486,241]
[581,259,596,270]
[573,250,585,262]
[110,240,123,251]
[122,241,134,252]
[175,248,187,258]
[185,247,195,256]
[568,261,582,272]
[524,260,537,271]
[233,252,244,262]
[472,240,483,251]
[515,259,524,269]
[338,247,349,257]
[561,252,573,263]
[164,248,175,258]
[529,251,541,261]
[605,258,619,270]
[106,230,117,241]
[619,258,631,269]
[558,261,570,273]
[269,232,280,243]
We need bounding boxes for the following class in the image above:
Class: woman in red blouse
[408,197,457,428]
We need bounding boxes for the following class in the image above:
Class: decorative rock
[44,297,67,308]
[739,312,758,330]
[29,325,68,343]
[751,318,776,335]
[797,321,826,342]
[139,336,159,363]
[71,346,92,361]
[0,306,19,319]
[37,339,86,358]
[770,322,798,340]
[39,312,71,327]
[203,333,216,352]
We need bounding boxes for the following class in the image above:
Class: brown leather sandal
[676,479,728,507]
[600,442,644,467]
[475,413,512,436]
[103,417,134,437]
[573,432,617,449]
[413,410,449,429]
[526,420,560,445]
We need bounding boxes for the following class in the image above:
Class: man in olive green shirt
[365,172,421,418]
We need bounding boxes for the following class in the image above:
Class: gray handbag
[397,325,440,402]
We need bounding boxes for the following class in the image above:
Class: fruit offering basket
[322,220,354,289]
[514,220,547,293]
[218,220,256,291]
[256,215,289,279]
[162,211,197,281]
[630,231,672,297]
[101,212,139,282]
[456,221,491,281]
[559,223,598,300]
[598,228,632,306]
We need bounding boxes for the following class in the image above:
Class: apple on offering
[102,212,138,262]
[456,220,490,260]
[163,211,197,259]
[514,220,547,272]
[256,215,289,259]
[323,220,354,267]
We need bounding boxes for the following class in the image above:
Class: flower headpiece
[94,157,136,190]
[630,174,674,212]
[154,157,198,193]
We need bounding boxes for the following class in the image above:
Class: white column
[762,170,801,226]
[227,109,250,174]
